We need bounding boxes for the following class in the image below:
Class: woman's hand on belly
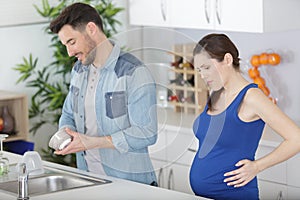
[223,159,259,188]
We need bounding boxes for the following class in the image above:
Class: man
[49,2,158,185]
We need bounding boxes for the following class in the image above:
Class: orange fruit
[259,53,269,65]
[250,55,260,67]
[268,53,281,65]
[254,76,265,88]
[248,67,260,79]
[260,86,270,96]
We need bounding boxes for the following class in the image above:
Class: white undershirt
[84,64,106,175]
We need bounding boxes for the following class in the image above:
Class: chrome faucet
[17,163,29,200]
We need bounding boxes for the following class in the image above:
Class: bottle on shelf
[1,106,15,135]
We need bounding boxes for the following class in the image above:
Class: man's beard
[82,35,97,66]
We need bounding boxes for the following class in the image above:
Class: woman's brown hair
[193,33,240,111]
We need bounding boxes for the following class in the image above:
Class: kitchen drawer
[287,152,300,187]
[287,185,300,199]
[258,180,287,200]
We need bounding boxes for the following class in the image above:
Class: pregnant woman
[190,33,300,200]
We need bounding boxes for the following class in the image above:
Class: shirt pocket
[105,91,127,119]
[71,85,79,113]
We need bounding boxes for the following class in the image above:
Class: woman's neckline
[206,83,254,116]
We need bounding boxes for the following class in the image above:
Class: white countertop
[0,152,208,200]
[157,107,285,148]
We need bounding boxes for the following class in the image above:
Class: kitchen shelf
[0,90,29,142]
[168,43,208,115]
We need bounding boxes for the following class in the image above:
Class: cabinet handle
[188,148,197,153]
[215,0,221,25]
[158,168,164,187]
[168,168,174,190]
[160,0,167,21]
[277,191,283,200]
[204,0,210,24]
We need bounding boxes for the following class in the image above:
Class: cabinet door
[214,0,263,32]
[258,180,287,200]
[256,145,287,184]
[151,159,168,188]
[170,0,214,29]
[287,186,300,200]
[129,0,171,27]
[165,126,197,166]
[287,153,300,187]
[168,163,194,195]
[149,124,167,161]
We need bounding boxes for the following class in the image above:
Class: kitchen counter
[157,106,286,147]
[0,151,207,200]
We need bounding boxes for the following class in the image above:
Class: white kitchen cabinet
[213,0,262,32]
[256,144,287,184]
[149,124,197,194]
[169,0,213,30]
[256,141,300,199]
[170,0,259,31]
[258,180,287,200]
[128,0,171,27]
[287,153,300,188]
[215,0,300,33]
[129,0,300,33]
[287,186,300,200]
[286,153,300,199]
[151,158,194,194]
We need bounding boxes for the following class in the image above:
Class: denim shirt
[59,42,158,184]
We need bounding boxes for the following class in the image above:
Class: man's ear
[86,22,97,36]
[224,53,233,66]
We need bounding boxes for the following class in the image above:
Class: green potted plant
[14,0,123,167]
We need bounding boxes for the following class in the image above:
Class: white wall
[138,27,300,122]
[172,28,300,121]
[0,23,55,152]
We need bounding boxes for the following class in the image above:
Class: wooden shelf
[0,90,29,142]
[170,68,195,75]
[168,43,208,115]
[169,84,204,92]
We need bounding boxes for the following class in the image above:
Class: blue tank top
[190,83,265,200]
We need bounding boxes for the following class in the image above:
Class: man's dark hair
[50,2,104,33]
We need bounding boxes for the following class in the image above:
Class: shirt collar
[102,40,121,71]
[79,40,121,72]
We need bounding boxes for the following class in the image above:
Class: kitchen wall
[0,1,299,152]
[139,27,300,121]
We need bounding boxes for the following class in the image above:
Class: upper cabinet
[169,0,213,30]
[129,0,171,27]
[129,0,300,33]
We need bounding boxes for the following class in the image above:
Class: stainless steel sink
[0,166,111,197]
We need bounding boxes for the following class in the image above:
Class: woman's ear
[224,53,233,66]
